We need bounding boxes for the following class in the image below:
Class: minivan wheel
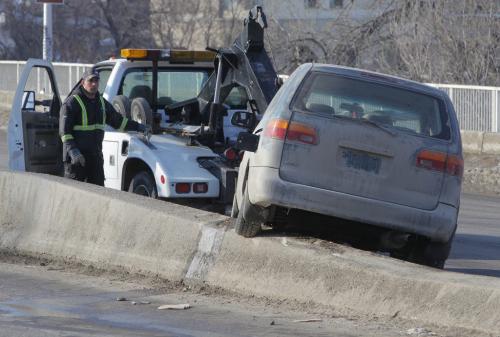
[235,185,264,238]
[391,233,455,269]
[128,171,158,198]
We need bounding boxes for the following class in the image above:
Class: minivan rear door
[278,72,450,211]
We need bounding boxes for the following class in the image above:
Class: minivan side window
[293,73,451,140]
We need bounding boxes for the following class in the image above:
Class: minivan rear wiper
[358,118,398,136]
[331,114,397,136]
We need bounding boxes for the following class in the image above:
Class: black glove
[68,148,86,167]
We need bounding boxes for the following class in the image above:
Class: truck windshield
[120,68,210,107]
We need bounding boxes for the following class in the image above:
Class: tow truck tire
[112,95,131,119]
[131,97,153,126]
[235,185,262,238]
[128,171,157,198]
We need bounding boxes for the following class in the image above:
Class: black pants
[64,152,105,186]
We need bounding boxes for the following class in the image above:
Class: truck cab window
[96,68,112,93]
[119,68,210,108]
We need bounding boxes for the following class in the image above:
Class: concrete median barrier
[482,132,500,154]
[208,232,500,333]
[0,171,227,281]
[461,130,484,154]
[0,171,499,334]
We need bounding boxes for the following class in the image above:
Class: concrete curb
[1,171,499,334]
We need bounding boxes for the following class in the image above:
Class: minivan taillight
[445,154,464,177]
[416,150,463,177]
[263,118,318,145]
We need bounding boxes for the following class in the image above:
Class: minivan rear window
[293,72,451,140]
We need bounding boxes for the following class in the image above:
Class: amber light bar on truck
[120,49,215,63]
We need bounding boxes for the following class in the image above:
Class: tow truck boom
[166,6,279,135]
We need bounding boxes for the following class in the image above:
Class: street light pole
[42,3,53,61]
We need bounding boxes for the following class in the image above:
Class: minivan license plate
[341,149,381,174]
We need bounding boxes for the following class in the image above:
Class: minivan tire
[235,185,263,238]
[391,232,455,269]
[415,235,454,269]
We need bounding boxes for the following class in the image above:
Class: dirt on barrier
[463,153,500,197]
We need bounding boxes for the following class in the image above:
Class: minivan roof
[310,63,445,98]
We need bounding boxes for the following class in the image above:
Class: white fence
[428,83,500,133]
[0,60,92,98]
[0,61,499,132]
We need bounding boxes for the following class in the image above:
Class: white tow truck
[8,6,279,210]
[8,50,239,206]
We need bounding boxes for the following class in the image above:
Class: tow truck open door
[8,58,63,175]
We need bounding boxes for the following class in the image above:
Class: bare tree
[264,0,499,85]
[0,1,43,60]
[374,0,500,85]
[150,0,252,50]
[1,0,497,86]
[150,0,218,49]
[52,0,154,62]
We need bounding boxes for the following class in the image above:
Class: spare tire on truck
[112,95,131,119]
[130,97,153,127]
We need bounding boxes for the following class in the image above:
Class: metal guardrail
[0,61,499,132]
[428,83,500,133]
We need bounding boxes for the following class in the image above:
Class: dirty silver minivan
[232,63,463,268]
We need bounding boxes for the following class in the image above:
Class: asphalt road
[0,129,499,278]
[0,262,431,337]
[446,192,500,277]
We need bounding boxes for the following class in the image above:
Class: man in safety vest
[59,69,150,186]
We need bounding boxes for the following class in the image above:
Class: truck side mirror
[235,132,259,152]
[22,91,35,110]
[231,110,256,129]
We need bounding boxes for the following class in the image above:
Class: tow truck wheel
[128,171,157,198]
[112,95,131,119]
[235,185,263,238]
[131,97,153,126]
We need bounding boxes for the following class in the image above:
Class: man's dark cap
[82,69,100,81]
